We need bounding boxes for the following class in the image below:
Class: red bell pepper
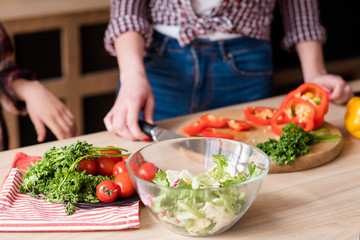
[226,119,251,131]
[183,120,207,136]
[244,106,277,126]
[280,83,328,128]
[270,108,292,136]
[200,113,227,128]
[201,128,235,139]
[271,98,316,135]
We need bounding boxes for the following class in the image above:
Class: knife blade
[138,120,183,141]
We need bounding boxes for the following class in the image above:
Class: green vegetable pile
[19,141,128,215]
[256,122,341,165]
[149,154,264,236]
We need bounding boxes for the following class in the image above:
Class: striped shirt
[104,0,326,56]
[0,23,35,151]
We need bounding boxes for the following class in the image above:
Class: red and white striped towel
[0,152,141,232]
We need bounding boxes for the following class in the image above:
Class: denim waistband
[152,30,270,51]
[151,31,271,62]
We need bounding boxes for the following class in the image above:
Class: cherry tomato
[114,172,136,198]
[76,158,97,175]
[226,119,251,131]
[127,159,140,177]
[138,162,158,182]
[96,180,118,203]
[97,157,116,177]
[113,161,128,177]
[121,154,140,176]
[100,146,123,162]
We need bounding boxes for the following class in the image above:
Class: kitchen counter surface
[1,80,360,239]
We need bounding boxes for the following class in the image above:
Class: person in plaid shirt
[104,0,354,141]
[0,23,77,151]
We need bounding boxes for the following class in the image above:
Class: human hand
[307,74,354,104]
[103,73,155,141]
[12,80,77,142]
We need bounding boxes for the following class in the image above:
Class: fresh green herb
[19,141,129,215]
[256,122,341,165]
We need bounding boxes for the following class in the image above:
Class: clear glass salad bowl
[127,137,270,237]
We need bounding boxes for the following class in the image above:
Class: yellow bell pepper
[344,96,360,139]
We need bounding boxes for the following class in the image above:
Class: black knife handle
[138,120,156,139]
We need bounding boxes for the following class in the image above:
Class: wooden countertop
[1,80,360,239]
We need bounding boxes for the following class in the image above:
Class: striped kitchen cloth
[0,152,140,232]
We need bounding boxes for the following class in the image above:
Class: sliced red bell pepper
[280,83,328,128]
[271,98,316,135]
[183,120,207,136]
[270,108,292,136]
[243,106,277,126]
[200,113,227,128]
[226,119,251,131]
[296,83,329,114]
[201,128,235,139]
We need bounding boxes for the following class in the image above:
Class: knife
[138,120,184,141]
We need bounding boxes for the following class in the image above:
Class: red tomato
[201,128,235,139]
[100,146,123,162]
[114,172,136,198]
[183,120,207,136]
[127,160,140,177]
[200,113,227,128]
[113,161,128,177]
[138,162,158,182]
[97,157,116,177]
[96,180,118,203]
[226,119,251,131]
[76,158,97,175]
[121,154,140,176]
[243,106,277,126]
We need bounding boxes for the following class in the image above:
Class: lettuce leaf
[150,154,264,236]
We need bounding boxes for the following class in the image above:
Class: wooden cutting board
[176,109,343,174]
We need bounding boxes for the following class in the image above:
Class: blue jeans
[142,31,273,121]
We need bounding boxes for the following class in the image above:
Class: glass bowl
[127,137,269,237]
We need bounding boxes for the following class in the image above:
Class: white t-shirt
[154,0,241,41]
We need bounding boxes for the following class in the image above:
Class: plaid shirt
[0,23,35,151]
[104,0,326,55]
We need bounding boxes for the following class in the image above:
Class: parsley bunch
[256,123,341,165]
[19,141,129,215]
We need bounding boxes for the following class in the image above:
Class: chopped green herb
[256,123,341,165]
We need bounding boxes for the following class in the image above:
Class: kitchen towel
[0,152,140,232]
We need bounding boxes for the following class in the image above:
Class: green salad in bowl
[127,138,269,237]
